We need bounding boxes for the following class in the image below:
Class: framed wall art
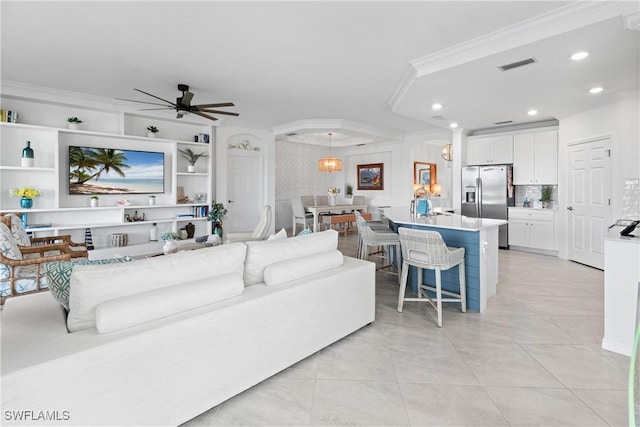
[357,163,384,190]
[413,161,437,189]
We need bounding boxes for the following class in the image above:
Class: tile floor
[183,232,630,427]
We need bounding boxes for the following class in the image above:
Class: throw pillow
[267,228,288,241]
[45,257,132,310]
[296,228,312,237]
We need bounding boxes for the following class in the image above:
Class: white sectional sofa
[1,230,375,426]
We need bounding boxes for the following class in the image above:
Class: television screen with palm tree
[69,146,164,195]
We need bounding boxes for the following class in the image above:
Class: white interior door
[226,152,263,232]
[567,138,611,269]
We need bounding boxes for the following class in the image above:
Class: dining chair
[291,198,314,234]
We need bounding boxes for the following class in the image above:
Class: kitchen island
[380,207,507,312]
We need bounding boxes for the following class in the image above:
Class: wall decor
[357,163,384,190]
[413,161,437,190]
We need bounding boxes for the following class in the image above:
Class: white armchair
[224,205,272,243]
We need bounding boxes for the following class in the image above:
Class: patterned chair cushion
[0,222,34,297]
[45,257,132,310]
[5,214,30,246]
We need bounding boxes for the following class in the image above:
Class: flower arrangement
[67,117,82,123]
[147,125,159,133]
[207,201,228,223]
[12,187,40,198]
[327,186,341,196]
[160,231,179,241]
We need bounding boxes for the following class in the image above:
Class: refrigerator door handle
[476,177,482,217]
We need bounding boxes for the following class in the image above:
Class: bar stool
[354,211,401,283]
[397,227,466,327]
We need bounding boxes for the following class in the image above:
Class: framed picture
[413,161,437,188]
[357,163,384,190]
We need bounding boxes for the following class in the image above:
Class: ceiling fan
[117,84,238,121]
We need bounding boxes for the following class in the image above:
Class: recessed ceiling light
[589,87,603,94]
[528,109,538,116]
[432,103,443,110]
[449,122,458,129]
[571,51,589,61]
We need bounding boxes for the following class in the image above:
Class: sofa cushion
[67,242,246,332]
[95,272,244,333]
[263,250,343,287]
[45,257,132,310]
[244,229,338,286]
[266,228,288,241]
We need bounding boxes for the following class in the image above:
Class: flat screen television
[69,146,164,195]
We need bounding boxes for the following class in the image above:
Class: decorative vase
[185,222,195,238]
[163,239,178,255]
[90,198,99,208]
[149,196,156,206]
[328,194,336,206]
[20,196,33,209]
[149,223,159,241]
[21,141,34,167]
[147,132,157,138]
[213,222,223,239]
[187,165,196,173]
[542,201,551,209]
[68,123,80,130]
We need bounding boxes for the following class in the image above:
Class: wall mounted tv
[69,146,164,195]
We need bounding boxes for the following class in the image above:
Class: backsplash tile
[515,185,558,209]
[623,178,640,219]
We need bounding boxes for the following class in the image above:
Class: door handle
[228,200,235,203]
[567,206,573,211]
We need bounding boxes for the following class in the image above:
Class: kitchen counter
[379,207,503,312]
[380,207,506,231]
[602,230,640,356]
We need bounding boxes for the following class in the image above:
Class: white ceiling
[1,1,638,146]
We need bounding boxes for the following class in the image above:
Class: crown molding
[388,1,638,110]
[554,89,639,119]
[272,118,402,146]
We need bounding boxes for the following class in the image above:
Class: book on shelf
[26,223,52,229]
[175,213,194,218]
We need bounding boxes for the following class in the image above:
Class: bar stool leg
[459,260,467,313]
[435,267,443,328]
[416,267,423,298]
[398,262,409,312]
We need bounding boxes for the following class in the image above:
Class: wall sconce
[441,143,453,161]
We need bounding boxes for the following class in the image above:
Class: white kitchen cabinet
[467,134,513,165]
[513,130,558,185]
[508,208,556,252]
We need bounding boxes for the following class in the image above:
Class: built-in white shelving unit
[0,95,216,258]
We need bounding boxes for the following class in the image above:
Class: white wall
[557,92,640,258]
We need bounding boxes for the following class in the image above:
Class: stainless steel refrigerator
[461,165,515,248]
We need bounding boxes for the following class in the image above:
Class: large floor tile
[486,314,580,345]
[486,386,608,426]
[572,389,629,427]
[316,337,397,381]
[310,379,409,426]
[203,378,315,426]
[522,344,628,389]
[400,383,508,426]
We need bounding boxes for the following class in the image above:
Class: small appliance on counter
[608,219,640,237]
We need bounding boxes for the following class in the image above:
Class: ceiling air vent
[431,115,447,120]
[285,132,298,136]
[498,57,536,71]
[494,120,513,125]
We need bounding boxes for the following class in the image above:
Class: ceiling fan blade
[137,107,174,111]
[133,88,177,107]
[193,111,218,121]
[115,98,170,107]
[197,109,240,117]
[179,91,194,107]
[193,102,235,108]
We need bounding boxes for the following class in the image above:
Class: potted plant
[345,184,353,198]
[67,117,82,130]
[160,231,180,255]
[148,195,156,206]
[207,201,227,239]
[90,195,99,208]
[327,186,340,206]
[12,187,40,209]
[541,186,553,209]
[146,125,159,138]
[178,148,208,173]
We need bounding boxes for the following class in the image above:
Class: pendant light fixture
[318,132,342,172]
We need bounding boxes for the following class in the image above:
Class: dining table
[305,204,368,232]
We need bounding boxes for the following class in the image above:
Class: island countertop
[380,207,507,232]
